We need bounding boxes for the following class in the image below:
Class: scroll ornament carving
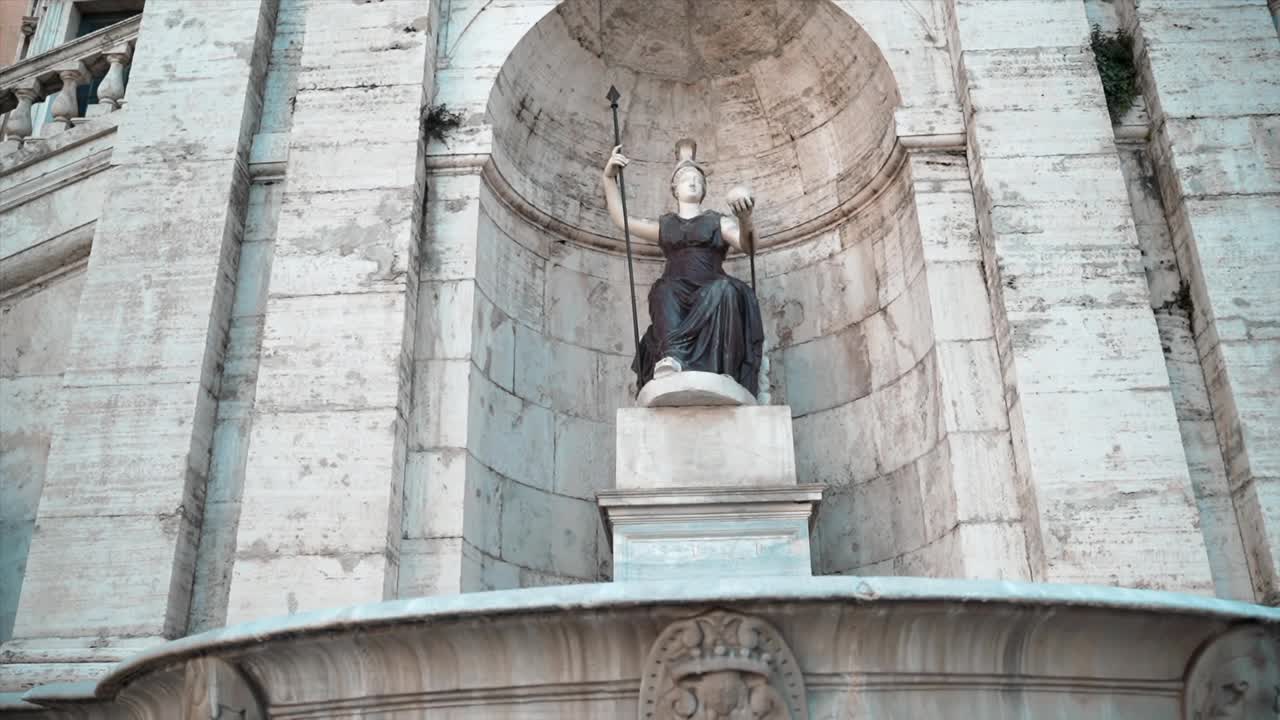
[181,657,264,720]
[1184,625,1280,720]
[639,610,807,720]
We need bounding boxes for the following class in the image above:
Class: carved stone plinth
[599,485,822,581]
[615,405,797,490]
[601,404,821,581]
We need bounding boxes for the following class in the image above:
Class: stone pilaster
[224,0,439,623]
[906,146,1035,581]
[1118,0,1280,604]
[398,167,486,597]
[943,0,1214,592]
[1,0,278,689]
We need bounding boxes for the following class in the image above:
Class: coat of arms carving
[639,610,807,720]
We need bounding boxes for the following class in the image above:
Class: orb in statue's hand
[727,185,754,217]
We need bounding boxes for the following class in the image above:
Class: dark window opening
[74,6,141,116]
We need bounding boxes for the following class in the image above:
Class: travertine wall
[401,166,646,592]
[2,0,1277,697]
[778,168,940,575]
[3,0,280,693]
[0,271,84,643]
[1117,144,1254,601]
[187,0,302,634]
[221,0,439,625]
[486,0,900,244]
[1116,0,1280,604]
[0,114,110,644]
[944,0,1214,593]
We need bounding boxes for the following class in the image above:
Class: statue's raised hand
[604,144,630,179]
[727,185,755,218]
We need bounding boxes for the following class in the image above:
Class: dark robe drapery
[632,210,764,395]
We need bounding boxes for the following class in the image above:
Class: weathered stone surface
[469,370,555,492]
[35,577,1280,718]
[1115,0,1280,602]
[4,0,1279,701]
[0,271,84,643]
[1118,145,1254,600]
[781,323,871,416]
[793,396,878,487]
[949,0,1214,593]
[601,485,821,582]
[225,0,438,623]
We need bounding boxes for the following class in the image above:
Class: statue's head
[670,138,707,203]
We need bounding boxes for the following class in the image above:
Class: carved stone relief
[1184,625,1280,720]
[639,610,807,720]
[181,657,265,720]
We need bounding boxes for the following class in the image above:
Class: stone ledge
[598,484,824,508]
[600,485,822,581]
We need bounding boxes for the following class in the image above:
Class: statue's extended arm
[602,145,661,243]
[721,190,755,255]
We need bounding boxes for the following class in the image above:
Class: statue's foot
[653,356,683,379]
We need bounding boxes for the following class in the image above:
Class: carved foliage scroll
[639,610,807,720]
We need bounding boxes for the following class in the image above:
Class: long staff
[606,85,642,364]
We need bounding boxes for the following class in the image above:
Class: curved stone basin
[16,578,1280,718]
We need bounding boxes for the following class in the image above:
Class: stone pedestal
[599,401,822,581]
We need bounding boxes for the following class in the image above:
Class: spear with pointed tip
[607,85,643,366]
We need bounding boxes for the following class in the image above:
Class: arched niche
[465,0,942,585]
[486,0,901,252]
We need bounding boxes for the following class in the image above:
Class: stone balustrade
[0,15,139,146]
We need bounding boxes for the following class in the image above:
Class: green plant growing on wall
[1091,25,1140,122]
[421,103,464,144]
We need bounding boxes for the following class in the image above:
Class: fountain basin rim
[95,575,1278,698]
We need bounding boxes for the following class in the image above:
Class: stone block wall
[775,166,942,575]
[220,0,439,625]
[1117,145,1254,601]
[909,148,1032,581]
[187,0,302,634]
[943,0,1215,594]
[1115,0,1280,604]
[402,166,643,592]
[3,0,281,691]
[5,0,1280,694]
[0,110,112,645]
[0,271,85,643]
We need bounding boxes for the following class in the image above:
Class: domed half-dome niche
[487,0,901,252]
[470,0,935,584]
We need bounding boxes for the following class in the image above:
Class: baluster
[45,60,90,135]
[95,42,133,113]
[2,80,41,147]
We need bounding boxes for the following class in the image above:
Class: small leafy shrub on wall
[1091,25,1140,122]
[421,103,464,144]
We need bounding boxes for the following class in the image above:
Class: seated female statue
[601,139,764,396]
